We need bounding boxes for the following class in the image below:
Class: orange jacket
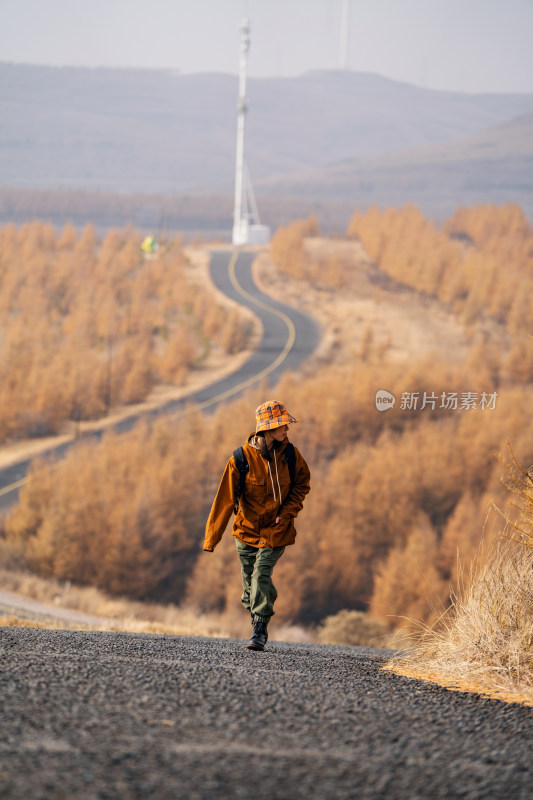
[204,434,311,551]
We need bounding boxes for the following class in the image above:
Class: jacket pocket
[278,476,292,505]
[245,475,266,504]
[271,516,295,547]
[236,510,258,533]
[236,530,260,545]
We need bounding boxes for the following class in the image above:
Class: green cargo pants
[235,540,285,623]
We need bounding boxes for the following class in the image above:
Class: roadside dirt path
[0,590,107,627]
[254,238,508,370]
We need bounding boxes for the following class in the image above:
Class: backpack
[233,443,296,515]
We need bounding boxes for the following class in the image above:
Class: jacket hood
[246,432,290,454]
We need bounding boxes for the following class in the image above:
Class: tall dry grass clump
[501,450,533,550]
[392,454,533,698]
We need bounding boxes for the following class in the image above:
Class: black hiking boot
[246,620,268,651]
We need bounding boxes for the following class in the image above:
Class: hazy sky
[1,0,533,94]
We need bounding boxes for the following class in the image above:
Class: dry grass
[0,615,225,637]
[387,541,533,705]
[0,567,317,642]
[383,665,533,707]
[0,568,231,638]
[384,453,533,706]
[0,568,400,648]
[316,609,412,650]
[1,614,70,630]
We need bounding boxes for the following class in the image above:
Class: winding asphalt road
[1,628,531,799]
[0,249,320,510]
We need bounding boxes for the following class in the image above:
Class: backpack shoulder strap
[284,442,296,486]
[233,446,249,514]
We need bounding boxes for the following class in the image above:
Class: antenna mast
[232,19,270,246]
[340,0,350,70]
[232,19,250,245]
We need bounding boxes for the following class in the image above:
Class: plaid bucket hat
[255,400,297,432]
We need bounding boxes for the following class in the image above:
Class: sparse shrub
[271,216,319,282]
[220,309,249,354]
[317,609,389,647]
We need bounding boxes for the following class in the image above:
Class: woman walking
[204,400,311,650]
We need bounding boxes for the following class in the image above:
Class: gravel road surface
[1,628,531,799]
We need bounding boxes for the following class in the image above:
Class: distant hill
[258,112,533,222]
[2,62,533,193]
